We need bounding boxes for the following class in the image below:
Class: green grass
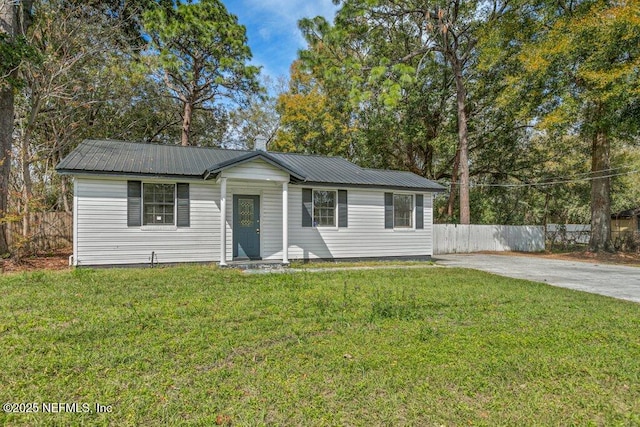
[289,259,432,269]
[1,266,639,426]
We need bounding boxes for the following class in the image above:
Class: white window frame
[142,182,177,226]
[313,189,338,228]
[393,193,414,229]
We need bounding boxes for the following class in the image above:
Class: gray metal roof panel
[56,139,445,191]
[57,139,250,177]
[271,153,444,191]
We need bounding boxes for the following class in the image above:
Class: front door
[233,195,261,259]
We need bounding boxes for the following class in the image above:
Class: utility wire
[439,168,640,189]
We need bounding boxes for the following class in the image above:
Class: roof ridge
[85,139,253,154]
[362,167,417,174]
[86,139,355,160]
[267,151,349,160]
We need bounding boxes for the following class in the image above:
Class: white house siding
[74,176,219,266]
[286,187,434,259]
[74,175,435,265]
[221,159,289,182]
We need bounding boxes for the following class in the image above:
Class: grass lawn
[1,266,639,426]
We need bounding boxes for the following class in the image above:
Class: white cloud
[258,26,272,41]
[239,0,337,46]
[244,0,336,24]
[224,0,338,78]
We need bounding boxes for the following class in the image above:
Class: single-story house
[56,139,445,266]
[611,207,640,239]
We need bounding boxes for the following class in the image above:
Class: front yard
[1,266,639,425]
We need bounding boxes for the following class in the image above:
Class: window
[313,190,336,227]
[385,193,414,229]
[144,183,175,225]
[127,181,190,227]
[302,188,347,228]
[393,194,413,228]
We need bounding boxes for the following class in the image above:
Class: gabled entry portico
[213,153,301,266]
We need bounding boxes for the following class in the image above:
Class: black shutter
[384,192,393,229]
[416,194,424,229]
[338,190,348,228]
[177,183,190,227]
[127,181,142,227]
[302,188,312,227]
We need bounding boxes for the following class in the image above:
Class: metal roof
[56,139,445,192]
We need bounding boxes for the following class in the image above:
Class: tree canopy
[143,0,260,146]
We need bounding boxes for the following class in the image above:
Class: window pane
[393,194,413,228]
[143,183,175,225]
[313,190,336,226]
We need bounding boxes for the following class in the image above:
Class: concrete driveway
[435,253,640,303]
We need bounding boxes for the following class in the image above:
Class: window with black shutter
[384,193,393,229]
[338,190,348,228]
[127,181,190,227]
[127,181,142,227]
[177,183,190,227]
[416,194,424,229]
[302,188,313,227]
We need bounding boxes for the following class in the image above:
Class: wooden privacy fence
[6,212,73,252]
[433,224,545,254]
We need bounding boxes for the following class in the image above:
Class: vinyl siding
[75,177,219,265]
[287,187,434,259]
[221,159,289,182]
[74,177,435,265]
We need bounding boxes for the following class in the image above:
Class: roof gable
[204,151,305,181]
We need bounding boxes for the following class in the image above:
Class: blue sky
[223,0,338,79]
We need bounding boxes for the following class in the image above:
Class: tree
[274,60,357,158]
[492,0,640,251]
[279,15,458,178]
[226,75,285,150]
[0,0,33,255]
[143,0,260,146]
[10,0,159,242]
[309,0,510,224]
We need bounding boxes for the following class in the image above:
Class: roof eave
[55,169,206,180]
[293,181,446,192]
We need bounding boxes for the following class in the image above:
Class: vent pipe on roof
[254,135,268,152]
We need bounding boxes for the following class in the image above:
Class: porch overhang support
[282,182,289,264]
[220,177,227,266]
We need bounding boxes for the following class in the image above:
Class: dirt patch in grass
[482,250,640,266]
[1,248,71,273]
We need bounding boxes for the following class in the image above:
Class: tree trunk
[61,176,71,213]
[181,101,192,146]
[446,149,460,219]
[0,87,12,255]
[589,129,613,252]
[20,135,32,237]
[0,0,17,255]
[453,61,471,224]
